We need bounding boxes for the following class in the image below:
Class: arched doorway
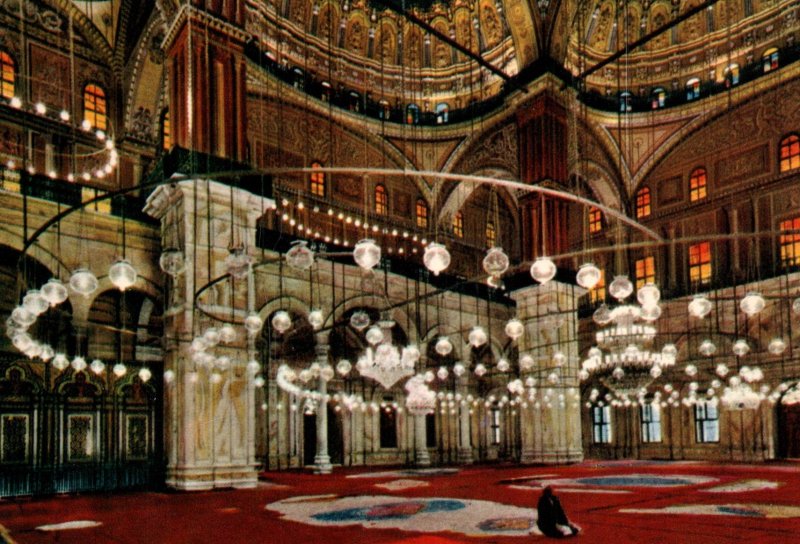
[778,385,800,458]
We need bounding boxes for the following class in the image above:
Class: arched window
[485,221,496,248]
[588,206,603,233]
[435,103,449,124]
[689,167,708,201]
[374,184,388,215]
[415,199,428,228]
[378,99,391,120]
[762,47,779,73]
[292,67,305,90]
[0,51,15,99]
[635,187,651,219]
[310,162,325,197]
[779,216,800,268]
[348,91,361,112]
[320,81,332,102]
[724,64,739,87]
[619,91,632,113]
[651,87,666,109]
[779,134,800,172]
[688,241,712,287]
[406,103,420,125]
[83,84,107,130]
[161,109,171,151]
[635,256,655,289]
[452,211,464,238]
[685,78,701,101]
[589,269,605,304]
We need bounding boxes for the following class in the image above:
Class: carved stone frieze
[454,123,518,177]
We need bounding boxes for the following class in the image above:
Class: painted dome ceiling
[241,0,796,102]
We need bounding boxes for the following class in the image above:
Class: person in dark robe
[536,486,580,538]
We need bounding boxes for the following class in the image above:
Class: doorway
[303,406,343,466]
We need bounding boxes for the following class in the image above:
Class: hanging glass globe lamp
[308,309,324,330]
[271,310,292,334]
[504,318,524,341]
[23,289,49,316]
[285,240,315,270]
[109,259,137,291]
[423,243,451,276]
[468,326,488,348]
[608,275,634,301]
[219,324,237,344]
[244,312,263,335]
[159,248,186,277]
[353,239,381,270]
[365,325,384,346]
[740,292,765,317]
[575,262,602,290]
[530,256,556,284]
[482,247,509,277]
[688,294,713,318]
[435,336,453,356]
[69,268,98,297]
[41,278,69,306]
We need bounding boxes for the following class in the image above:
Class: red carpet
[2,461,800,543]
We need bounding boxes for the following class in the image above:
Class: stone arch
[87,288,161,365]
[570,159,624,212]
[437,167,518,229]
[44,0,117,73]
[328,293,418,344]
[124,12,168,142]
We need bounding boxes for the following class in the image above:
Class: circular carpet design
[267,494,537,537]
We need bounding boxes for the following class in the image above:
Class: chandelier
[580,279,675,398]
[355,321,419,389]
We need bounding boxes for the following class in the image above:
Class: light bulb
[732,339,750,357]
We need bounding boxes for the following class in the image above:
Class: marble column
[511,281,585,465]
[314,344,333,474]
[457,375,473,464]
[412,412,431,467]
[144,180,275,490]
